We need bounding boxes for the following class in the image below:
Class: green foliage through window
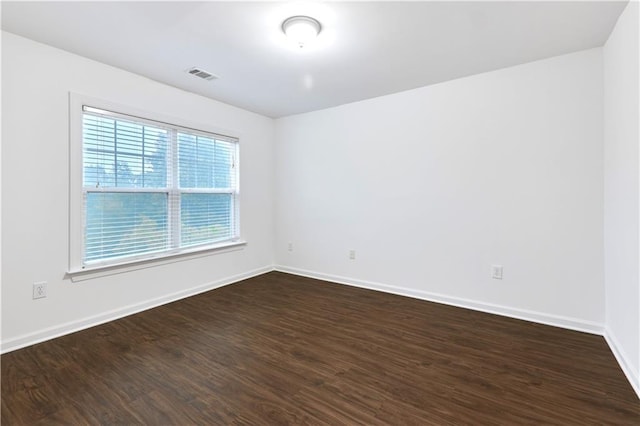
[81,108,238,265]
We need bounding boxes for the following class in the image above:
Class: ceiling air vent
[187,67,218,81]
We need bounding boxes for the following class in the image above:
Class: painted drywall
[603,0,640,396]
[1,18,637,398]
[275,48,605,332]
[1,32,275,351]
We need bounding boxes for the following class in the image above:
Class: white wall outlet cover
[491,265,503,280]
[33,282,47,299]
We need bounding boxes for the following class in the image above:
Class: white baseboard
[0,265,273,354]
[274,265,604,335]
[604,328,640,399]
[275,266,640,399]
[6,264,636,400]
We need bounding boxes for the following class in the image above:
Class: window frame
[68,93,244,277]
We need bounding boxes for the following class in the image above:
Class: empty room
[1,0,639,424]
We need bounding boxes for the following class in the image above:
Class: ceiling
[1,1,628,118]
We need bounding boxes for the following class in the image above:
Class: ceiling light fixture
[282,15,321,48]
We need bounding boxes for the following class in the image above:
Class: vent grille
[187,67,218,81]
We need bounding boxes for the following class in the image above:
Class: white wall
[1,32,275,351]
[275,48,605,332]
[2,16,638,398]
[603,0,640,396]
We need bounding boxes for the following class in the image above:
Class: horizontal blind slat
[81,108,239,265]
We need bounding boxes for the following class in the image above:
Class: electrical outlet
[349,250,356,260]
[33,282,47,299]
[491,265,503,280]
[287,242,293,252]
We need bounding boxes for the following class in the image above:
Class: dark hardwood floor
[2,271,639,424]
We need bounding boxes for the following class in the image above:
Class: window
[69,95,241,273]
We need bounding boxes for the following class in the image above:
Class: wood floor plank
[2,271,639,424]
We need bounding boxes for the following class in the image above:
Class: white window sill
[66,240,247,282]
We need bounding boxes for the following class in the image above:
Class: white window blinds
[81,106,239,267]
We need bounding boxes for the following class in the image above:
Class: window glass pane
[78,104,239,267]
[178,133,233,189]
[180,193,232,247]
[83,114,168,189]
[213,140,234,188]
[85,192,168,262]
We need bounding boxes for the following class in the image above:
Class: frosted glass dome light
[282,15,321,48]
